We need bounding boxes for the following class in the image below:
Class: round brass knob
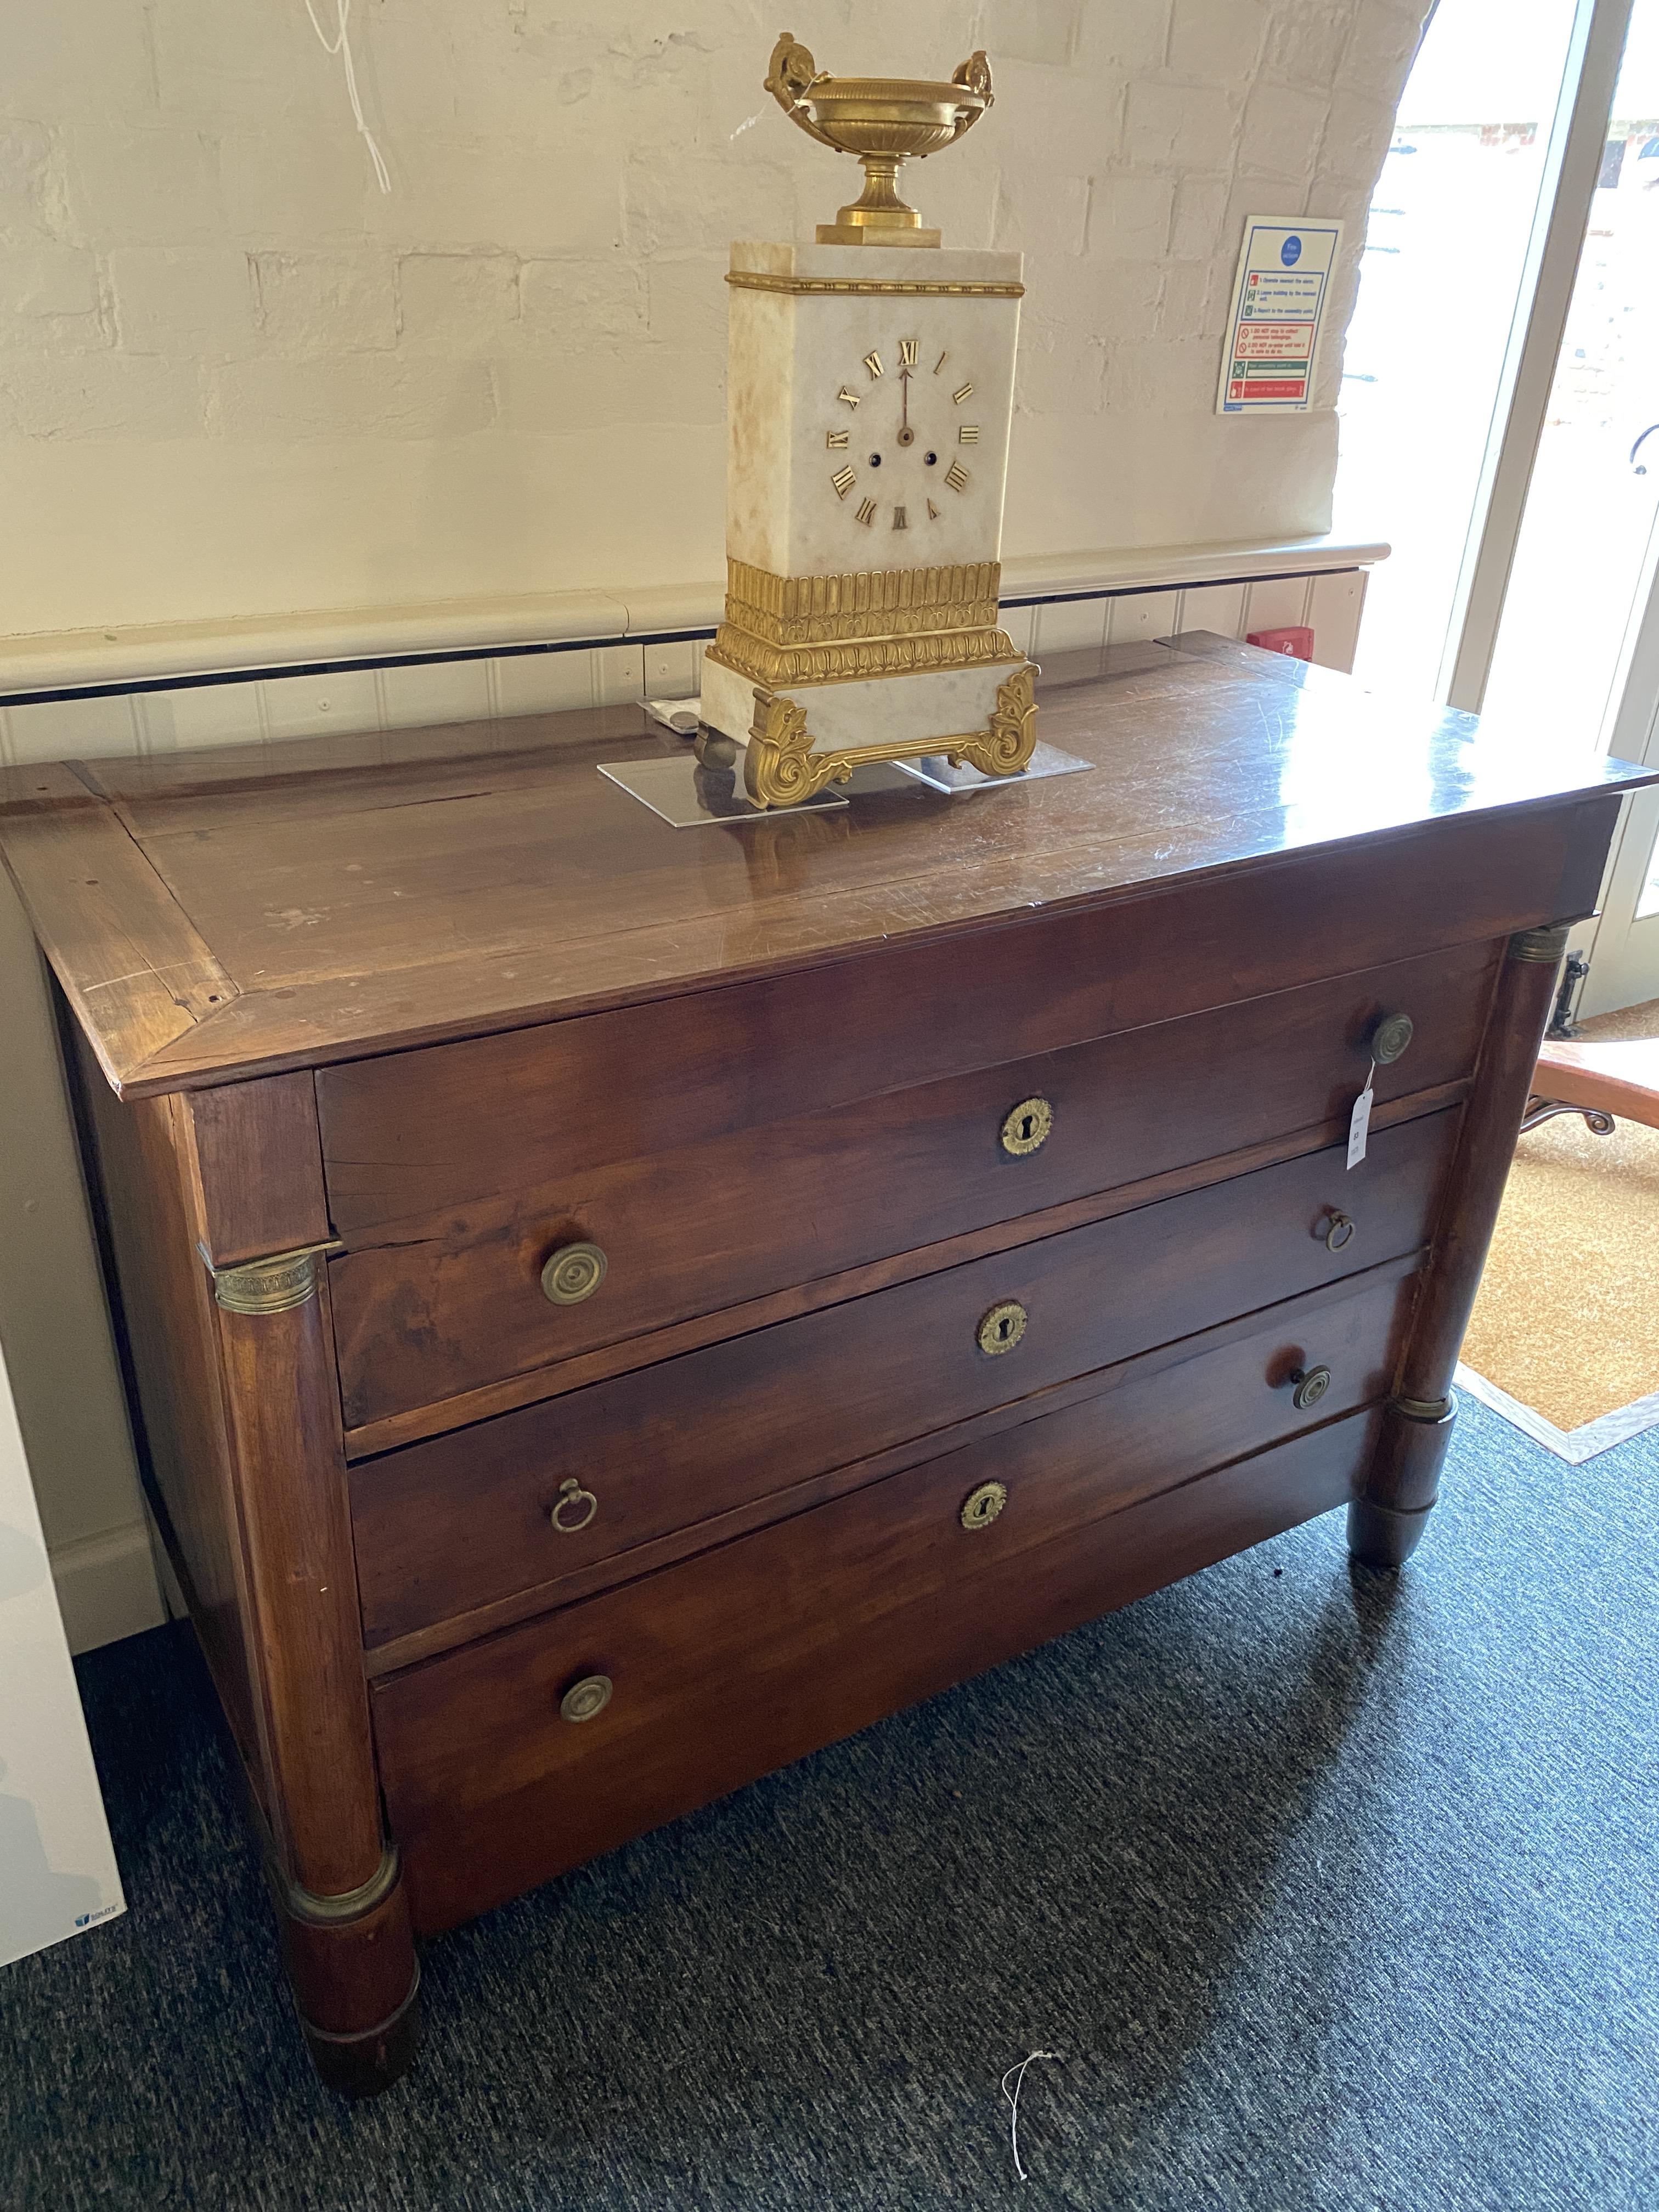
[960,1479,1008,1530]
[549,1477,598,1536]
[559,1673,612,1724]
[1369,1011,1415,1065]
[977,1299,1028,1357]
[541,1242,607,1305]
[1000,1096,1054,1158]
[1290,1364,1333,1412]
[1322,1211,1356,1254]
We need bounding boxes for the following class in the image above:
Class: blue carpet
[3,1393,1656,2210]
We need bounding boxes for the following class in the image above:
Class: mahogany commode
[3,634,1646,2093]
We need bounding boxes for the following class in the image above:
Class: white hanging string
[303,0,392,193]
[1000,2049,1061,2183]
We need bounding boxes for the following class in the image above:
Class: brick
[1074,0,1173,77]
[149,0,347,117]
[1339,1,1428,93]
[1170,174,1232,261]
[0,249,97,317]
[521,259,646,345]
[109,249,256,356]
[646,256,729,351]
[1012,323,1107,415]
[7,11,154,123]
[396,253,520,348]
[913,161,1000,252]
[994,172,1091,257]
[253,253,397,354]
[1087,173,1173,261]
[983,0,1085,70]
[1167,0,1269,84]
[208,357,496,440]
[1040,254,1161,341]
[0,352,203,438]
[0,124,62,245]
[370,140,623,257]
[1319,89,1401,184]
[494,348,723,433]
[1159,259,1212,338]
[1106,334,1219,415]
[625,154,795,256]
[986,68,1127,173]
[218,128,375,238]
[1267,2,1358,87]
[64,128,223,244]
[1240,81,1329,181]
[1124,81,1238,170]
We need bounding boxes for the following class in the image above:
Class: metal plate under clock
[885,740,1094,794]
[597,754,849,828]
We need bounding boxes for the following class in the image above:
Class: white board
[0,1335,126,1967]
[1217,216,1345,415]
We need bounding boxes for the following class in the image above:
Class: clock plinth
[704,240,1035,807]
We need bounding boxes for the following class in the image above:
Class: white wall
[2,0,1427,645]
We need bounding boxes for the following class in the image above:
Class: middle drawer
[330,938,1494,1428]
[350,1105,1458,1652]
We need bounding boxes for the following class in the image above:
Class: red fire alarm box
[1247,624,1314,661]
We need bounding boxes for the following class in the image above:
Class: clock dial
[826,335,979,532]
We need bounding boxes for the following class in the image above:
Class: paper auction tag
[1346,1061,1375,1171]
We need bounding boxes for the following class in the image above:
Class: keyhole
[1019,1113,1035,1141]
[996,1315,1014,1343]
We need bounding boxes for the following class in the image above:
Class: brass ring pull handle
[549,1477,599,1536]
[1000,1096,1054,1157]
[960,1479,1008,1530]
[560,1674,612,1724]
[1368,1011,1415,1065]
[977,1299,1028,1356]
[1321,1211,1356,1254]
[1289,1364,1333,1412]
[541,1241,607,1306]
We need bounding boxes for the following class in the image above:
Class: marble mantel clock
[698,36,1037,809]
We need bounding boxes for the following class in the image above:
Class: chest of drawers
[4,634,1648,2095]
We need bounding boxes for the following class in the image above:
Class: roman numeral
[856,496,878,525]
[958,425,979,443]
[933,350,948,374]
[892,506,908,530]
[899,338,918,367]
[944,459,969,492]
[837,387,860,409]
[927,499,940,519]
[864,349,883,378]
[952,381,973,404]
[826,430,849,449]
[831,466,856,498]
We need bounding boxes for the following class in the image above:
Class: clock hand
[898,364,913,445]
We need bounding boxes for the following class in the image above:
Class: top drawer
[325,937,1496,1429]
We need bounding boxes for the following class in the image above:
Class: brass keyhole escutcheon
[1321,1211,1356,1254]
[961,1479,1008,1531]
[977,1299,1028,1357]
[1290,1364,1333,1412]
[560,1673,613,1724]
[541,1241,607,1306]
[1000,1096,1054,1158]
[550,1477,599,1536]
[1369,1011,1415,1065]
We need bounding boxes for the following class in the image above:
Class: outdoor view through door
[1336,0,1659,1013]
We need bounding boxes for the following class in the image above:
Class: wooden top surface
[3,633,1652,1098]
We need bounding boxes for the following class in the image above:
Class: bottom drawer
[375,1317,1391,1932]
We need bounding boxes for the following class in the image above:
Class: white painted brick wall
[0,1,1426,639]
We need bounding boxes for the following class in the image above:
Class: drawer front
[329,940,1493,1427]
[351,1107,1456,1650]
[375,1401,1383,1934]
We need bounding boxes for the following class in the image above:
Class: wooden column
[1348,923,1570,1568]
[176,1077,420,2094]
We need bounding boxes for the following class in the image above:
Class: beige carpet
[1462,997,1659,1434]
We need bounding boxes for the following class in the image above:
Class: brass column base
[741,666,1039,810]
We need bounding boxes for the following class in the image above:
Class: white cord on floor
[1001,2049,1061,2182]
[302,0,392,193]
